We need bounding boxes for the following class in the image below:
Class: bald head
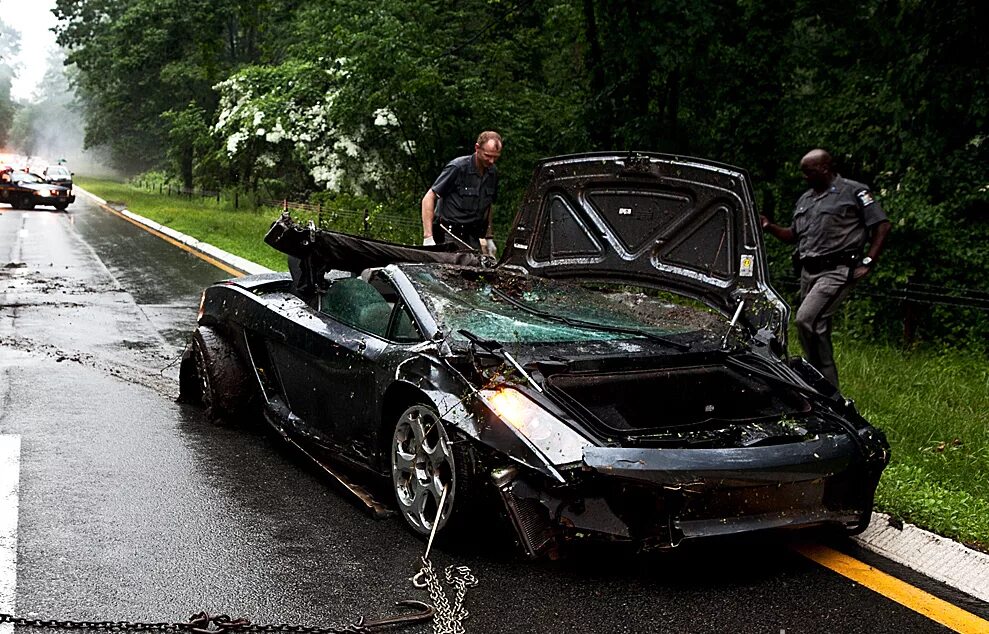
[800,148,834,191]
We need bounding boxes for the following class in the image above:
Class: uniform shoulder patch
[856,189,875,207]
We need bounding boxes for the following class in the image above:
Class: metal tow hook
[357,600,434,631]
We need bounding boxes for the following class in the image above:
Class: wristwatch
[861,256,874,268]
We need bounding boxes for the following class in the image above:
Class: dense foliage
[46,0,989,348]
[0,19,19,147]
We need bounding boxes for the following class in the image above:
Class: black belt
[800,249,859,275]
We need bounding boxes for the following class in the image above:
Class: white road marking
[0,435,21,634]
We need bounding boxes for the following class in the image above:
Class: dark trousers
[796,265,857,389]
[433,217,486,251]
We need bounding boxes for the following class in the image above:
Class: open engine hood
[501,152,788,339]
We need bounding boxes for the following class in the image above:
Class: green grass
[78,176,989,552]
[837,341,989,550]
[76,177,291,271]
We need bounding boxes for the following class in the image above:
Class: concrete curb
[854,512,989,604]
[76,186,274,276]
[75,184,989,606]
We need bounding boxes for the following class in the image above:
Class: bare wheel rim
[391,405,456,535]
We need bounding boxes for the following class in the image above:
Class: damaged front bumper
[493,431,888,558]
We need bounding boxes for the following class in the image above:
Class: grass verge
[76,177,291,271]
[77,176,989,552]
[837,342,989,551]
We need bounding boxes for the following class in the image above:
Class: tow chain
[410,484,478,634]
[0,601,433,634]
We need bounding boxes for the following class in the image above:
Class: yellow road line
[96,202,245,278]
[793,543,989,633]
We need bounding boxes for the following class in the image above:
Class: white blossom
[373,108,399,127]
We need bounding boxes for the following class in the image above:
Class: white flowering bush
[212,58,409,197]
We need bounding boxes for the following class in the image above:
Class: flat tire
[190,326,252,425]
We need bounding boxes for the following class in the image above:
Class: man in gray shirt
[421,131,501,255]
[761,148,891,389]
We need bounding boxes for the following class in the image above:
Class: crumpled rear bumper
[494,432,888,558]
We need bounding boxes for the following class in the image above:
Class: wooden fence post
[363,208,370,236]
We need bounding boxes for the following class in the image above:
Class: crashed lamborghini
[179,153,889,557]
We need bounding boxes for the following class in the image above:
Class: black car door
[266,275,384,443]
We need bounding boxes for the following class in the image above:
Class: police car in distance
[42,165,74,192]
[0,166,75,211]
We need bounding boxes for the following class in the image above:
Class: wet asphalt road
[0,196,984,633]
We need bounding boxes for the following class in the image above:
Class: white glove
[482,238,497,257]
[423,236,436,246]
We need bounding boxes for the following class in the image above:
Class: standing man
[422,131,502,255]
[761,148,891,389]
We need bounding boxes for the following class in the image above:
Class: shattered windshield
[405,265,721,344]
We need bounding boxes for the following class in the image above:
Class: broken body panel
[181,153,889,558]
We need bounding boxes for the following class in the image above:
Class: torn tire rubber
[189,326,252,425]
[390,403,480,541]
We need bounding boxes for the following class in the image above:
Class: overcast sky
[1,0,58,102]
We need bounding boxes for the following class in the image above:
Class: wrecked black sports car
[179,153,889,557]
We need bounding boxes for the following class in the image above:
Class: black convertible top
[264,212,487,295]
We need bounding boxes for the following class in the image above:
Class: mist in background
[0,16,117,177]
[7,48,117,177]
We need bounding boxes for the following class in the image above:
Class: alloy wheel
[391,404,456,536]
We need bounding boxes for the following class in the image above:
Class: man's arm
[421,189,437,243]
[760,214,797,244]
[484,205,494,239]
[852,219,891,280]
[480,204,497,256]
[866,220,891,261]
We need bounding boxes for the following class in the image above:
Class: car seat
[320,277,391,333]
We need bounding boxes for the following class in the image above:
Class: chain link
[0,603,433,634]
[412,558,478,634]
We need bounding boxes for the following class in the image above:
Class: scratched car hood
[500,152,788,338]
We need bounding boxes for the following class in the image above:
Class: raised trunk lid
[501,152,788,339]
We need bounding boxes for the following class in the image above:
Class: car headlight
[480,387,591,465]
[50,189,61,196]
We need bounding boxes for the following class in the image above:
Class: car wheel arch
[187,325,255,425]
[388,400,484,539]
